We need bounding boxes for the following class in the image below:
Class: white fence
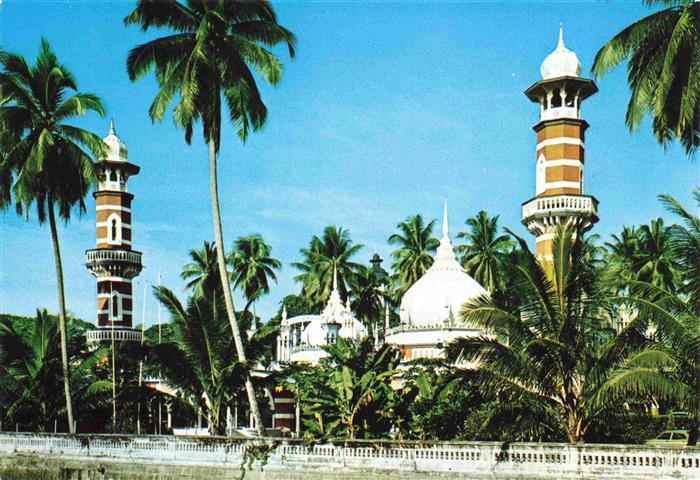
[0,433,698,479]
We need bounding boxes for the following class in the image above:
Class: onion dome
[103,119,129,162]
[399,201,488,328]
[540,26,581,80]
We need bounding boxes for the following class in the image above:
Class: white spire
[109,118,116,136]
[281,305,288,326]
[558,23,565,49]
[442,199,449,239]
[434,200,458,264]
[333,265,338,292]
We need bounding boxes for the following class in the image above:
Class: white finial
[333,265,338,292]
[109,118,116,136]
[282,305,287,323]
[558,23,565,49]
[442,199,449,239]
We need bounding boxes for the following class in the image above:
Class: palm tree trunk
[47,200,75,434]
[208,137,266,437]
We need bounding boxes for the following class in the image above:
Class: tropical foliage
[0,39,106,433]
[446,224,680,443]
[456,211,513,293]
[592,0,700,155]
[292,226,364,307]
[229,234,281,318]
[286,337,401,440]
[151,284,275,435]
[0,311,106,432]
[388,215,439,298]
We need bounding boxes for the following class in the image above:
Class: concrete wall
[0,433,698,480]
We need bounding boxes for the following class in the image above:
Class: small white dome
[103,119,128,161]
[300,271,367,347]
[540,26,581,80]
[399,202,488,328]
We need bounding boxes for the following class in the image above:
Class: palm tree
[0,40,106,433]
[388,215,439,297]
[292,226,364,307]
[228,234,281,319]
[446,224,680,443]
[0,310,108,432]
[151,285,276,435]
[636,218,679,290]
[592,1,700,156]
[181,241,222,295]
[659,189,700,312]
[348,265,388,339]
[125,0,295,436]
[455,211,513,293]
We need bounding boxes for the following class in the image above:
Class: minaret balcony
[86,248,143,278]
[86,328,142,343]
[522,194,598,236]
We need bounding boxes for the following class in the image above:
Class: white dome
[399,203,488,328]
[540,26,581,80]
[103,119,129,162]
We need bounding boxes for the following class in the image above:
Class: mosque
[84,27,600,434]
[274,26,599,368]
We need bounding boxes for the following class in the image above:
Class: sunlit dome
[399,202,488,328]
[540,26,581,80]
[103,119,129,162]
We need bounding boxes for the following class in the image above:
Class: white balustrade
[0,433,697,479]
[522,194,597,220]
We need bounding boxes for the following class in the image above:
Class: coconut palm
[659,189,700,312]
[388,215,439,297]
[151,285,276,435]
[605,225,641,275]
[636,218,679,290]
[228,234,281,319]
[181,241,223,295]
[592,1,700,156]
[0,40,106,433]
[446,224,680,443]
[348,265,389,339]
[125,0,295,435]
[456,211,513,293]
[292,226,364,307]
[0,310,108,432]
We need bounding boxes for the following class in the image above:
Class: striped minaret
[522,27,599,266]
[86,121,143,343]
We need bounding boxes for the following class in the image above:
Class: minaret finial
[109,118,116,136]
[558,23,565,49]
[333,265,338,291]
[442,199,449,239]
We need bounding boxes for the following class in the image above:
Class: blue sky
[1,1,697,326]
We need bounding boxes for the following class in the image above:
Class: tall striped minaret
[522,27,599,266]
[86,121,143,342]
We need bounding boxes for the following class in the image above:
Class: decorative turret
[522,27,599,265]
[86,121,143,342]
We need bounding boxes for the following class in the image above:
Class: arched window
[536,154,546,195]
[110,291,121,320]
[565,90,575,107]
[107,214,121,244]
[551,88,562,108]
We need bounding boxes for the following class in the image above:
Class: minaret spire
[109,118,116,136]
[333,265,338,291]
